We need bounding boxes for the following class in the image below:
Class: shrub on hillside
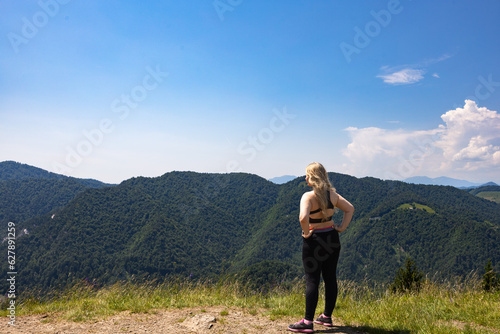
[390,257,424,294]
[482,259,499,292]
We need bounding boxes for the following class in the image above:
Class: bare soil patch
[3,306,366,334]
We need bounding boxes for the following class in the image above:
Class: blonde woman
[288,162,354,333]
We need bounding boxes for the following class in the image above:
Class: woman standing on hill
[288,162,354,333]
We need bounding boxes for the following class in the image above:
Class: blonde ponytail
[306,162,336,221]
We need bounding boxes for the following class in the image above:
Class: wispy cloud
[420,54,453,67]
[377,54,452,85]
[377,68,425,85]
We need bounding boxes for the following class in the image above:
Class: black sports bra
[309,190,334,223]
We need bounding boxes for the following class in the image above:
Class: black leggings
[302,230,341,321]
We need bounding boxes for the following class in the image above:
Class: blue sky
[1,0,499,184]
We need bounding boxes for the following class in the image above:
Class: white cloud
[435,100,500,170]
[342,100,500,182]
[342,126,441,179]
[377,68,425,85]
[377,54,452,85]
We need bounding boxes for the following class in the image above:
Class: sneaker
[288,319,314,333]
[314,314,333,327]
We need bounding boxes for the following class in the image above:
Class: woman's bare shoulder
[329,188,340,203]
[301,190,314,199]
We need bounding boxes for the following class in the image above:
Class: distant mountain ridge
[0,161,110,187]
[268,175,297,184]
[1,163,499,295]
[404,176,496,188]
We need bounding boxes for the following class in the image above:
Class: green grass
[1,276,499,333]
[335,278,500,333]
[398,202,436,214]
[476,191,500,204]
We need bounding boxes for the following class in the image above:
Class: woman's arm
[299,192,314,238]
[333,193,354,233]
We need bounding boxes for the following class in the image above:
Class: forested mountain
[466,184,500,204]
[2,172,279,292]
[0,161,107,188]
[0,161,110,226]
[233,175,500,282]
[1,164,499,294]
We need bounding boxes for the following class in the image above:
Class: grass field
[397,202,436,214]
[476,191,500,204]
[2,275,499,333]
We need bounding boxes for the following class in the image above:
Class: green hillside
[0,161,108,188]
[467,184,500,204]
[235,175,500,282]
[2,172,280,292]
[0,161,110,226]
[0,161,69,181]
[0,178,92,225]
[1,165,499,295]
[476,191,500,203]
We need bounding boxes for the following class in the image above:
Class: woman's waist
[309,215,333,224]
[309,220,334,231]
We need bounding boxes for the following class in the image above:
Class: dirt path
[3,306,366,334]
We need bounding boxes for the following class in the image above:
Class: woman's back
[307,189,337,223]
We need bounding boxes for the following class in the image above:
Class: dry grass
[2,274,499,333]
